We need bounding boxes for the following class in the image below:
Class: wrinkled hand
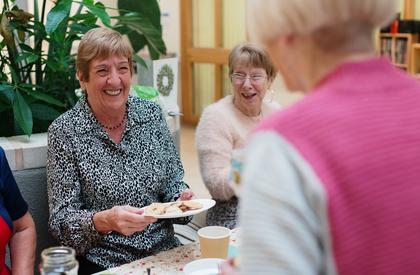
[178,189,195,201]
[94,205,157,236]
[220,258,238,275]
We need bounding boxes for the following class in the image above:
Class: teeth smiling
[242,93,256,98]
[104,89,122,96]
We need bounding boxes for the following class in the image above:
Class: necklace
[248,111,263,122]
[101,112,127,130]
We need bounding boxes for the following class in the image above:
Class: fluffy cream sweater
[196,95,280,227]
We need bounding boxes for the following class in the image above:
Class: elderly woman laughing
[196,42,280,229]
[46,27,194,274]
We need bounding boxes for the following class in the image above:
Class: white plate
[144,199,215,219]
[183,258,223,275]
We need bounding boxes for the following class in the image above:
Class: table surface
[96,228,240,275]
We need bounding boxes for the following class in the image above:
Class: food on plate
[165,205,183,214]
[183,200,203,210]
[145,203,167,215]
[145,200,203,216]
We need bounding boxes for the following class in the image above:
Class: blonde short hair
[77,27,133,81]
[229,42,277,80]
[247,0,397,44]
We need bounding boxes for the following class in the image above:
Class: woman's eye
[119,67,129,72]
[97,69,108,76]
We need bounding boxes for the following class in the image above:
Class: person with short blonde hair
[196,42,279,229]
[76,27,133,81]
[220,0,420,275]
[47,27,195,273]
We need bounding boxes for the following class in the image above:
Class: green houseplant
[0,0,166,137]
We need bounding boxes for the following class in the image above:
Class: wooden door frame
[403,0,415,19]
[180,0,230,124]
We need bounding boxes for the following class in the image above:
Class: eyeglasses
[231,73,267,85]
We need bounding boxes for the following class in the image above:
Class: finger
[122,205,144,214]
[117,218,156,234]
[125,212,156,224]
[180,190,194,200]
[220,260,238,275]
[227,257,235,265]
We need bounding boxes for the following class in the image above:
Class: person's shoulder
[49,107,75,132]
[197,96,235,137]
[50,108,74,126]
[128,95,162,122]
[0,146,9,184]
[48,99,84,136]
[263,100,281,113]
[0,146,5,169]
[201,95,234,119]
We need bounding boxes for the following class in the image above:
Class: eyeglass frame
[230,72,268,85]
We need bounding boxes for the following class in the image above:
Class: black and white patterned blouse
[46,95,191,269]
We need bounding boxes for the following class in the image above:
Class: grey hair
[247,0,397,46]
[228,42,277,80]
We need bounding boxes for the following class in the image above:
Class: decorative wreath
[156,64,174,96]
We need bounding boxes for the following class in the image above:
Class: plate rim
[183,258,224,275]
[143,198,216,219]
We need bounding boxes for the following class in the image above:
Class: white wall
[159,0,181,56]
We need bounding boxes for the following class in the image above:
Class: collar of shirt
[73,94,150,135]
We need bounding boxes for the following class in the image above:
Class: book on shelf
[395,38,408,65]
[380,37,392,60]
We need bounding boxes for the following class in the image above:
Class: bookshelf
[379,33,418,72]
[410,43,420,79]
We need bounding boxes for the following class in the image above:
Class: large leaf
[19,42,34,52]
[117,0,166,57]
[133,54,147,69]
[31,103,61,121]
[81,0,111,27]
[16,52,39,64]
[29,91,66,107]
[118,0,161,29]
[114,13,166,56]
[45,0,72,34]
[13,90,33,136]
[0,84,14,103]
[114,25,147,53]
[0,105,9,112]
[146,42,160,60]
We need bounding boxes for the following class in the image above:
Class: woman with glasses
[195,42,280,229]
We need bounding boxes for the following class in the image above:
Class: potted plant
[0,0,166,137]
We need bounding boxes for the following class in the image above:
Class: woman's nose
[107,70,121,85]
[242,77,253,88]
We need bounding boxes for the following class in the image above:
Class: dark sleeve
[154,107,192,225]
[46,124,101,255]
[0,147,28,221]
